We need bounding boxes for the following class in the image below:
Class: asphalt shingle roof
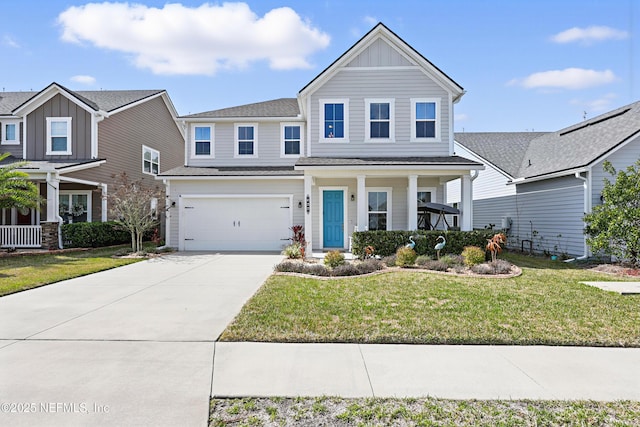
[159,166,302,177]
[454,100,640,180]
[181,98,300,119]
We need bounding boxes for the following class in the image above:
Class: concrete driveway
[0,252,282,427]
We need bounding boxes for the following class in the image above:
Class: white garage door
[180,196,292,251]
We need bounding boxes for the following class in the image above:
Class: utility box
[501,217,512,231]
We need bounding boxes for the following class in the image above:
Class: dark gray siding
[25,94,92,160]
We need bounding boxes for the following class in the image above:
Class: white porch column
[460,174,473,231]
[46,172,60,222]
[304,174,313,256]
[356,175,367,231]
[408,175,418,230]
[101,184,108,222]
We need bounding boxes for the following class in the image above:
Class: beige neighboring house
[159,23,482,252]
[0,82,184,248]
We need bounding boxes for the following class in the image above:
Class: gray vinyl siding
[69,96,184,224]
[25,94,92,160]
[165,179,304,248]
[472,196,517,231]
[186,121,303,167]
[454,143,514,200]
[309,67,450,157]
[346,38,413,67]
[512,176,585,256]
[591,134,640,210]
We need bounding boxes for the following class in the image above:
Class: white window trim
[234,123,258,158]
[366,187,393,231]
[1,120,20,145]
[365,98,395,143]
[142,145,160,176]
[190,124,215,159]
[280,122,304,158]
[59,190,92,222]
[319,99,349,143]
[46,117,72,155]
[410,98,441,142]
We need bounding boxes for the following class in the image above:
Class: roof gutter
[509,167,588,185]
[574,170,592,260]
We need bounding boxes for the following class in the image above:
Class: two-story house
[159,23,482,253]
[0,82,184,248]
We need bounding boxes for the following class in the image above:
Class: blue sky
[1,0,637,131]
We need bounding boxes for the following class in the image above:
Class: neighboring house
[0,83,184,248]
[159,23,483,252]
[447,100,640,258]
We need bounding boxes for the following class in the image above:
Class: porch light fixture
[297,200,303,209]
[350,194,355,202]
[305,195,310,213]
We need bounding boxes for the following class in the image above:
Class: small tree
[0,153,41,212]
[108,172,161,253]
[584,159,640,266]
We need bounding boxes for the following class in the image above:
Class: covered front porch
[296,157,482,253]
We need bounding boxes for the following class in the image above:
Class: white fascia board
[509,167,587,185]
[57,160,106,174]
[295,164,484,172]
[183,116,302,123]
[58,175,102,187]
[13,84,98,116]
[159,175,304,181]
[454,142,515,180]
[107,91,164,116]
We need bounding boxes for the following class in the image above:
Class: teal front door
[323,190,344,248]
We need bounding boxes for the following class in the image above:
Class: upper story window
[191,125,214,158]
[320,99,349,142]
[2,121,19,145]
[411,98,440,142]
[46,117,72,155]
[365,99,395,142]
[281,123,302,157]
[235,124,257,158]
[142,145,159,175]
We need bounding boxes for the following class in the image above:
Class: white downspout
[575,171,591,260]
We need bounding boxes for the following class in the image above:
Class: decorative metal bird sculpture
[434,235,446,259]
[405,235,416,250]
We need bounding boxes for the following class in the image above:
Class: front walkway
[212,342,640,401]
[0,253,283,427]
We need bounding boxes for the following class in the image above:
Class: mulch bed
[590,264,640,277]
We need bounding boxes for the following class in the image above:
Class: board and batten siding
[166,179,304,248]
[25,94,92,160]
[185,120,303,167]
[590,134,640,210]
[309,68,451,157]
[0,122,24,158]
[345,37,413,68]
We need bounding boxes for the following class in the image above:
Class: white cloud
[508,68,617,90]
[570,93,617,113]
[363,15,378,26]
[57,2,330,76]
[455,113,469,121]
[2,35,20,48]
[70,75,96,85]
[551,26,628,44]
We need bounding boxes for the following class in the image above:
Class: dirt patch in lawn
[590,264,640,277]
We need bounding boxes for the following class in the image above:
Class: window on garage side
[192,125,213,157]
[235,124,257,157]
[367,188,392,231]
[143,145,160,175]
[281,124,301,157]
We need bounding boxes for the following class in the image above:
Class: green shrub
[395,246,417,267]
[382,255,396,267]
[61,222,131,248]
[356,259,385,274]
[415,255,432,266]
[462,246,486,266]
[440,254,464,267]
[351,230,495,258]
[283,243,304,259]
[324,250,345,268]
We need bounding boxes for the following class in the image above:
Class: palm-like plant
[0,153,41,211]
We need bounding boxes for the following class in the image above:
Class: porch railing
[0,226,43,248]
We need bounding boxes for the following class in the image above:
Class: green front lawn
[220,253,640,347]
[0,247,143,297]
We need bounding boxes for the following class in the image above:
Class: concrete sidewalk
[212,342,640,401]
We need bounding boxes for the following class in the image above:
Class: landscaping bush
[62,221,131,248]
[351,230,495,258]
[421,260,449,271]
[274,261,304,273]
[283,243,304,259]
[324,250,345,268]
[415,255,432,266]
[382,254,396,267]
[303,264,331,276]
[440,254,464,267]
[462,246,485,266]
[471,260,515,275]
[355,259,385,274]
[332,264,361,276]
[470,263,494,275]
[395,246,417,267]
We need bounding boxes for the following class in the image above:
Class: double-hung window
[411,98,440,141]
[320,99,349,142]
[367,188,392,231]
[281,123,302,157]
[142,145,160,175]
[365,99,394,142]
[46,117,72,155]
[235,124,257,157]
[59,192,91,224]
[2,121,19,145]
[192,125,213,157]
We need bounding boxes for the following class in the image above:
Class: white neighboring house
[159,23,483,252]
[447,100,640,258]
